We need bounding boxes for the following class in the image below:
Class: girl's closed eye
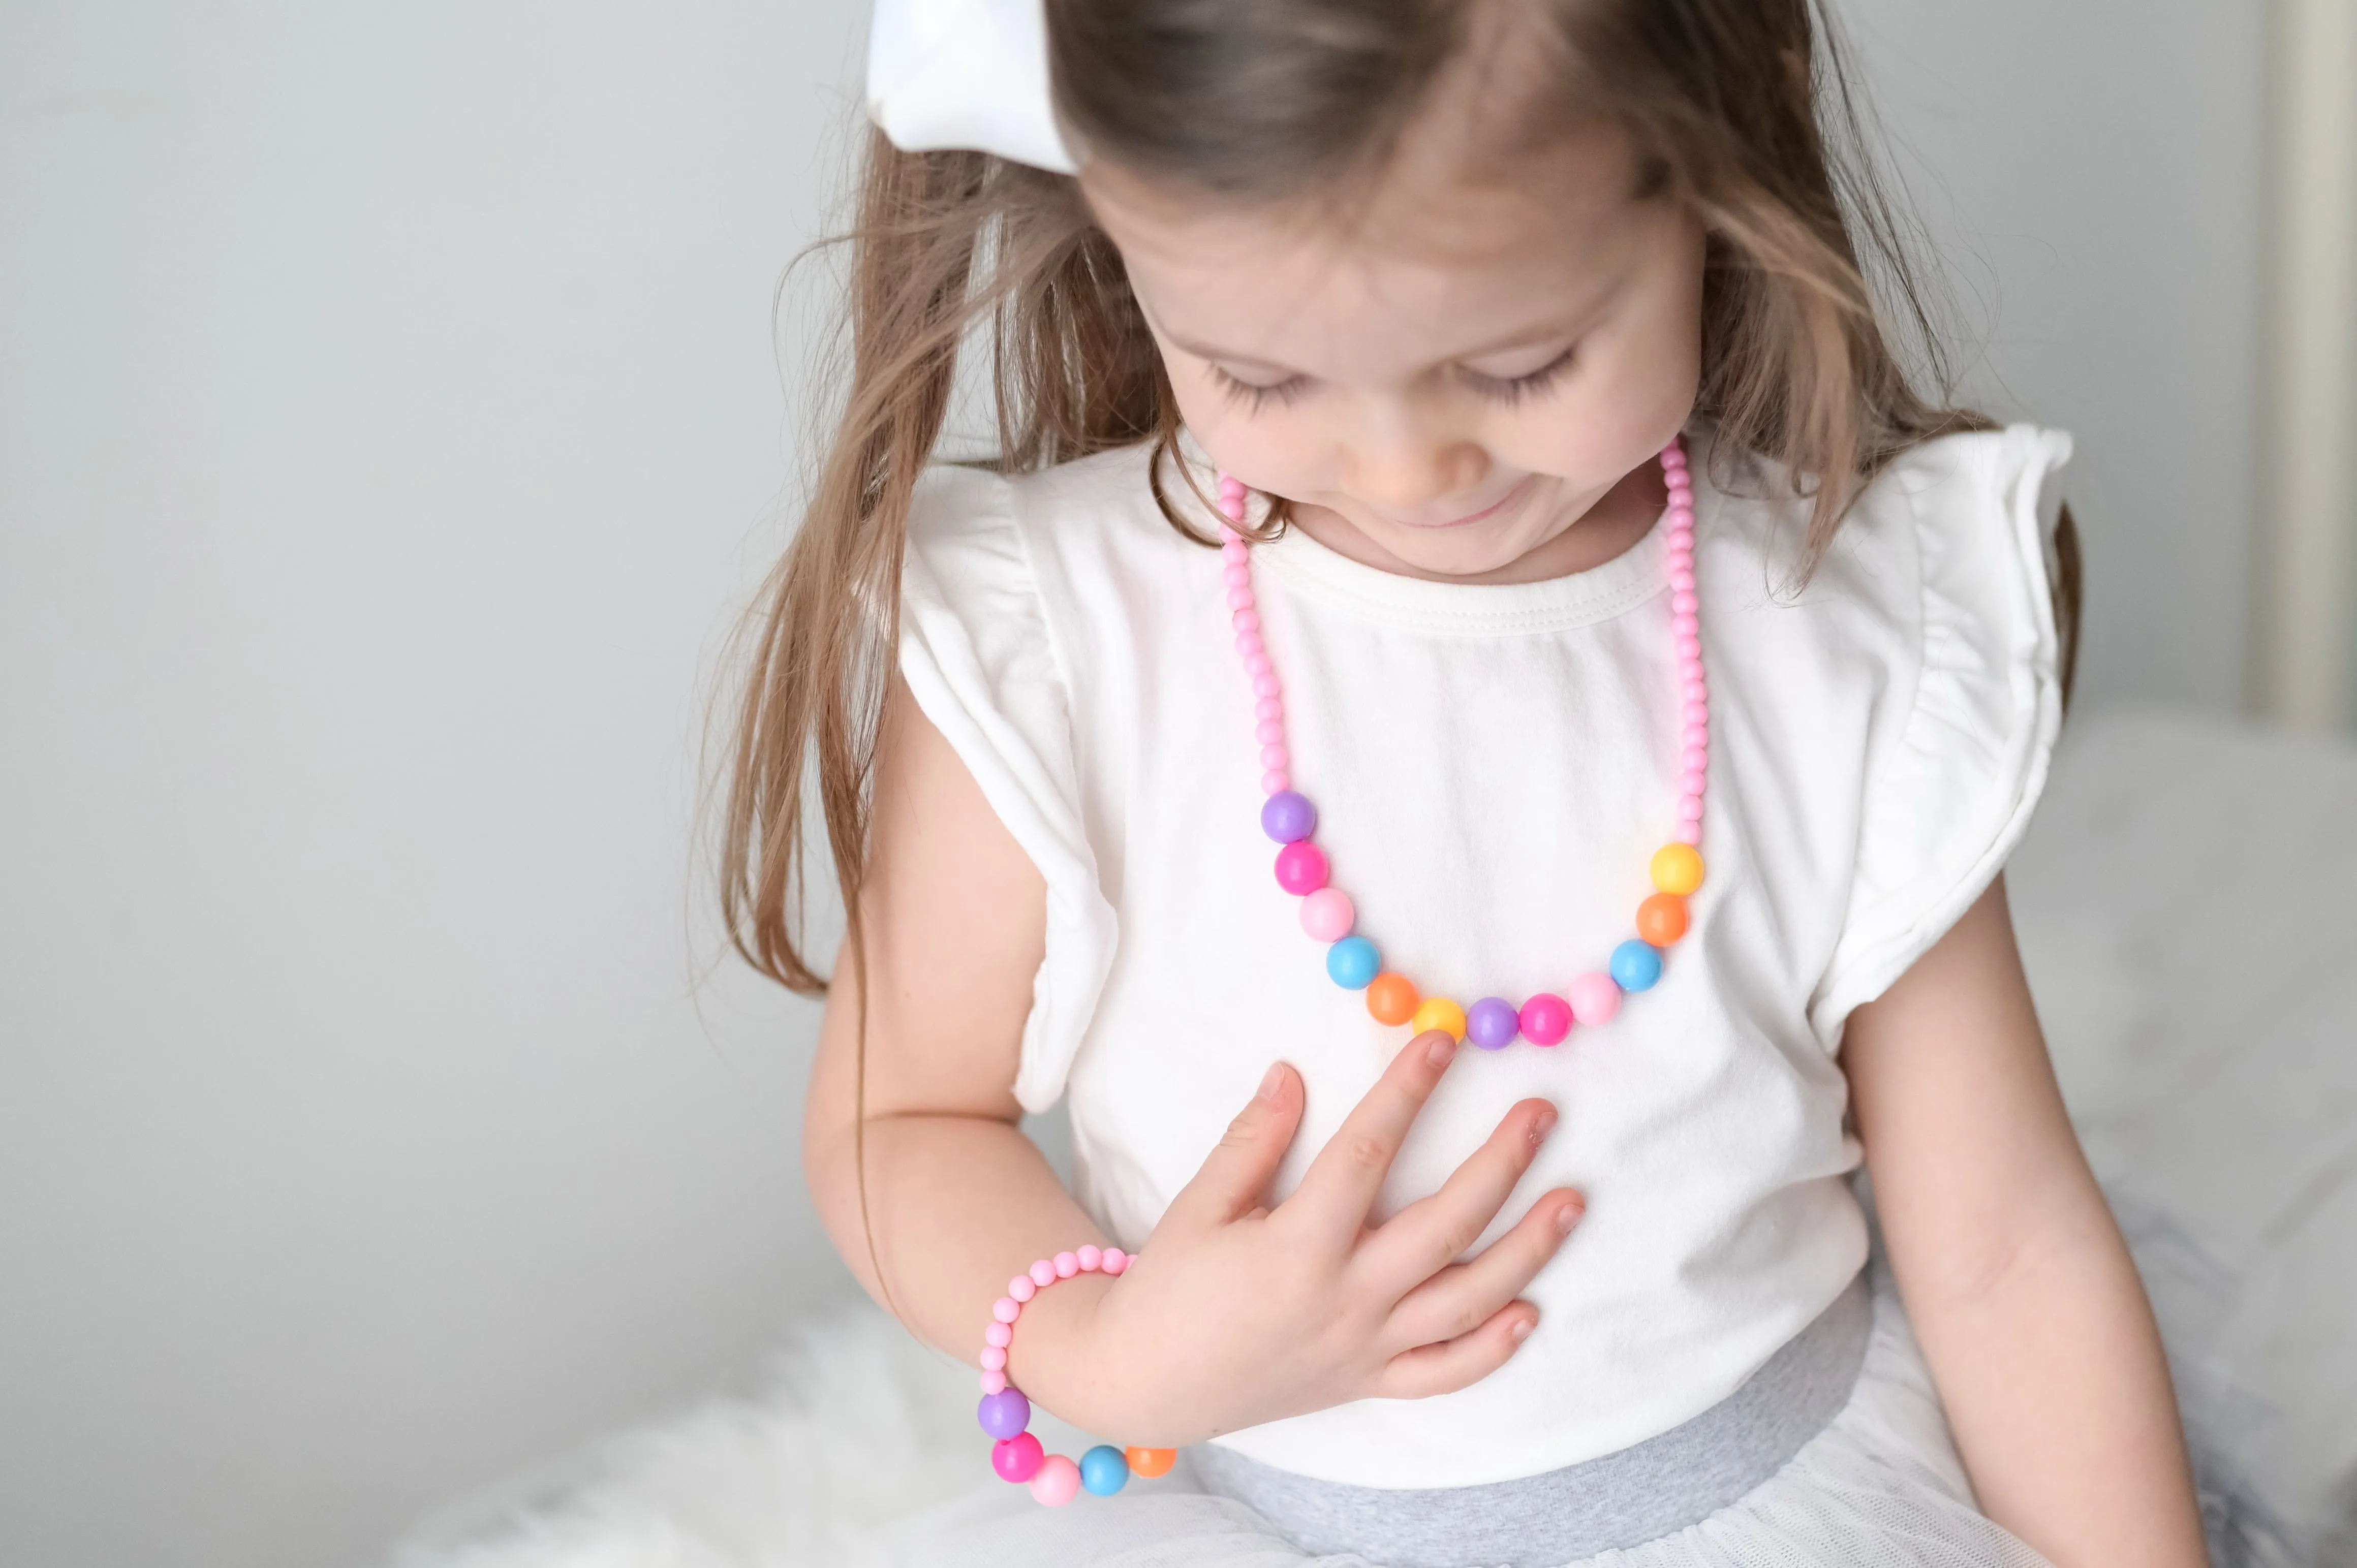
[1461,342,1579,406]
[1211,363,1312,412]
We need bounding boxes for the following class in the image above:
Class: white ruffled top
[898,424,2071,1489]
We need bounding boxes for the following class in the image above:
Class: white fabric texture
[865,0,1077,173]
[897,425,2070,1490]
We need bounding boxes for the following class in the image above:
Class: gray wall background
[0,4,2278,1567]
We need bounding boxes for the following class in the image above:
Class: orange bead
[1635,892,1689,946]
[1366,971,1419,1026]
[1125,1445,1177,1479]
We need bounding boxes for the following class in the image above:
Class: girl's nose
[1340,433,1490,518]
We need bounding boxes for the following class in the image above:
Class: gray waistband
[1188,1271,1873,1568]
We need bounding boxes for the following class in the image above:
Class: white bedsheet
[393,709,2357,1567]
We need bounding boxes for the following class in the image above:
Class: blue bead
[1080,1444,1131,1495]
[1609,939,1664,993]
[1466,997,1520,1050]
[1325,935,1380,989]
[1260,790,1317,843]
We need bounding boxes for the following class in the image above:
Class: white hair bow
[866,0,1079,173]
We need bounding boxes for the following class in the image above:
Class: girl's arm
[803,681,1584,1445]
[1844,876,2207,1567]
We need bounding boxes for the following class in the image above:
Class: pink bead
[1030,1260,1057,1288]
[1683,676,1707,699]
[1232,609,1259,634]
[1684,700,1709,725]
[1030,1454,1082,1506]
[1261,769,1290,795]
[1008,1275,1036,1302]
[1671,590,1698,615]
[1683,724,1709,747]
[1677,636,1702,662]
[1676,821,1703,845]
[980,1369,1008,1394]
[1255,696,1282,720]
[1222,540,1248,565]
[1259,743,1289,770]
[1661,445,1687,469]
[1101,1248,1129,1274]
[1223,565,1251,588]
[1252,673,1281,698]
[1682,746,1709,772]
[1568,972,1622,1026]
[1672,614,1699,639]
[1054,1251,1079,1278]
[1220,498,1245,523]
[993,1297,1020,1323]
[1227,586,1255,611]
[1680,769,1708,796]
[1300,887,1355,941]
[1670,568,1695,592]
[980,1345,1007,1371]
[1243,649,1271,676]
[1077,1244,1103,1271]
[1256,719,1285,744]
[994,1432,1046,1483]
[1518,992,1573,1047]
[986,1321,1012,1347]
[1665,525,1694,548]
[1218,524,1243,545]
[1219,477,1245,499]
[1274,839,1330,895]
[1680,796,1705,822]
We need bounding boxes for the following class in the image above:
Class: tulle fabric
[888,1264,2058,1568]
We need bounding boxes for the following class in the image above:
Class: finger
[1385,1188,1584,1351]
[1162,1061,1304,1228]
[1357,1098,1558,1290]
[1286,1029,1459,1235]
[1373,1300,1540,1400]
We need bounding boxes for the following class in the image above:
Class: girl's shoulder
[906,443,1198,576]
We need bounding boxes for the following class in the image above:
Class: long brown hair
[722,0,2080,995]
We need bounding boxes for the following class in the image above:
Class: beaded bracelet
[975,1245,1176,1505]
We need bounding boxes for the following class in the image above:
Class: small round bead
[1226,586,1255,611]
[1259,743,1289,771]
[977,1389,1031,1440]
[1683,676,1708,701]
[1232,609,1260,634]
[1681,746,1709,774]
[1682,723,1709,747]
[1255,695,1283,720]
[979,1345,1007,1371]
[985,1322,1012,1347]
[1670,568,1695,592]
[1366,971,1419,1025]
[1651,843,1706,894]
[980,1369,1007,1394]
[1518,992,1573,1046]
[1218,524,1242,545]
[1243,649,1272,676]
[1672,612,1699,637]
[993,1432,1045,1483]
[1261,769,1291,795]
[1411,996,1468,1041]
[1008,1275,1036,1302]
[1609,939,1665,993]
[1676,821,1703,846]
[1079,1445,1131,1496]
[1126,1446,1178,1479]
[1076,1244,1103,1272]
[1252,673,1281,699]
[1678,795,1705,823]
[1683,701,1708,726]
[992,1297,1020,1324]
[1053,1251,1079,1278]
[1567,972,1622,1026]
[1677,635,1702,661]
[1326,934,1381,990]
[1223,565,1251,588]
[1637,892,1690,945]
[1300,887,1355,942]
[1029,1454,1082,1507]
[1274,840,1330,895]
[1222,541,1248,565]
[1029,1259,1057,1288]
[1255,718,1285,745]
[1466,997,1520,1050]
[1672,590,1699,615]
[1235,632,1263,657]
[1661,444,1687,469]
[1260,790,1316,843]
[1101,1248,1130,1274]
[1679,769,1708,797]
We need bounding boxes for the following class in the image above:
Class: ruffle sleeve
[897,465,1117,1112]
[1810,426,2074,1045]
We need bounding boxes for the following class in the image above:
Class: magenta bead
[1030,1454,1083,1506]
[994,1432,1046,1483]
[979,1345,1007,1371]
[1260,790,1316,842]
[1261,769,1290,795]
[1300,887,1355,942]
[1519,992,1573,1046]
[992,1297,1019,1324]
[1568,972,1622,1026]
[1054,1251,1079,1277]
[978,1388,1032,1439]
[1008,1275,1036,1302]
[1102,1248,1129,1274]
[1466,997,1521,1050]
[1077,1244,1102,1271]
[1274,840,1329,895]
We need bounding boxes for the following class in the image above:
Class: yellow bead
[1410,996,1467,1041]
[1651,843,1705,896]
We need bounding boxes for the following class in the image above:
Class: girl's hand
[1012,1030,1584,1447]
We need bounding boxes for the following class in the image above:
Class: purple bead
[977,1388,1031,1440]
[1466,997,1521,1050]
[1260,790,1316,843]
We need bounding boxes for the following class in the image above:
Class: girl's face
[1083,128,1707,584]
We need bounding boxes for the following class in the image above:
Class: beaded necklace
[1215,438,1709,1050]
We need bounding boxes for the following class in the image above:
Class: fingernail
[1554,1200,1583,1235]
[1256,1062,1285,1103]
[1509,1316,1535,1343]
[1532,1107,1559,1142]
[1425,1032,1457,1069]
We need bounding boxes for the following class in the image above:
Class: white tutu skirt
[889,1262,2058,1568]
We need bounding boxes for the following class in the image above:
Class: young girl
[725,1,2215,1562]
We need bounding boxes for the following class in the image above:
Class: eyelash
[1211,346,1579,413]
